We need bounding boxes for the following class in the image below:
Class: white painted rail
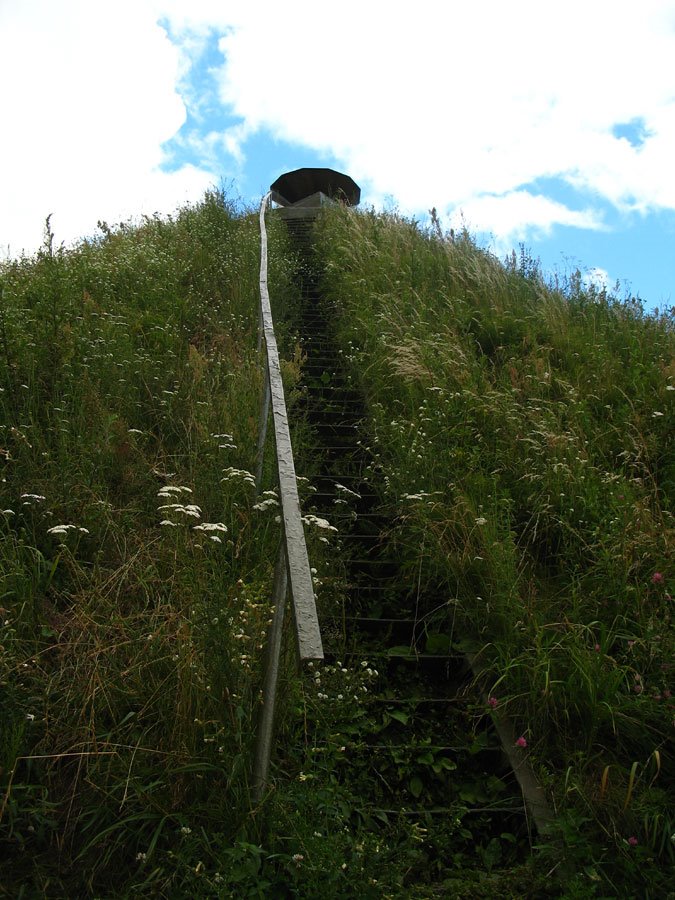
[252,192,323,803]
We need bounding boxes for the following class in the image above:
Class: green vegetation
[1,192,672,897]
[0,194,306,896]
[312,205,674,896]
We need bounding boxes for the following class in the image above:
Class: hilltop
[0,192,673,897]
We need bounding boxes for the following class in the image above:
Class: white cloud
[583,267,612,291]
[0,0,216,256]
[451,191,604,244]
[3,0,675,255]
[161,0,675,241]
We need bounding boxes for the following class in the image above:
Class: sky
[2,0,675,313]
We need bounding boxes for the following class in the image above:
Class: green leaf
[409,776,424,798]
[387,645,415,658]
[425,632,452,655]
[386,709,409,726]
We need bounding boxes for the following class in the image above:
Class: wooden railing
[251,192,323,803]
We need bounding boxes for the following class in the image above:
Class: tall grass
[314,205,674,894]
[2,190,672,895]
[0,191,306,895]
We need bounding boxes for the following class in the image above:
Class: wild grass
[2,189,672,896]
[0,191,306,895]
[314,204,674,895]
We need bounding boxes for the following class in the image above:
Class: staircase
[276,209,550,887]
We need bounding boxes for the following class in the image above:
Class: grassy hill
[0,193,673,897]
[312,207,674,895]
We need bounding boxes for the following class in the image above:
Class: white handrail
[256,192,323,662]
[252,193,323,803]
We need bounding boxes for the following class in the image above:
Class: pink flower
[515,736,527,748]
[488,696,498,709]
[627,836,638,847]
[594,643,601,652]
[651,572,664,585]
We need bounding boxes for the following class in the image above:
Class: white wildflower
[252,498,278,511]
[302,514,338,532]
[158,503,201,518]
[475,517,488,526]
[221,467,256,486]
[335,483,361,499]
[157,485,192,497]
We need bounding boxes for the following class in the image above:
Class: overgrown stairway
[281,214,550,887]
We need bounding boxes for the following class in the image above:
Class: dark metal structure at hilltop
[270,168,360,220]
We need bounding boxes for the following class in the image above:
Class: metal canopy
[270,168,360,207]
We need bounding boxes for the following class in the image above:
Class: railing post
[252,543,288,804]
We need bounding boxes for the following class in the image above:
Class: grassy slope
[1,193,673,897]
[0,193,310,896]
[313,205,674,895]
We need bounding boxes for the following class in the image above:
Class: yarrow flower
[252,498,279,511]
[157,485,192,497]
[157,503,201,518]
[515,736,528,748]
[47,524,89,536]
[221,467,256,487]
[302,514,338,532]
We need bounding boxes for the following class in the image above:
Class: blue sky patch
[612,118,651,149]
